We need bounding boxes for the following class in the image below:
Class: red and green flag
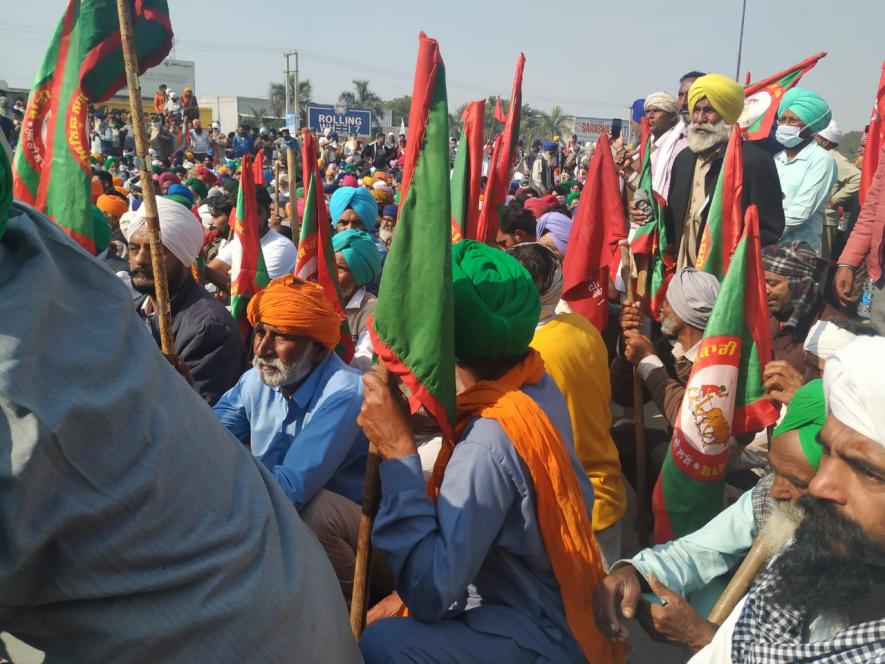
[295,131,354,363]
[12,0,172,253]
[450,99,485,242]
[859,60,885,207]
[630,117,673,319]
[475,54,525,245]
[230,154,269,336]
[370,32,456,441]
[652,205,779,543]
[562,132,626,331]
[696,129,744,279]
[740,52,827,141]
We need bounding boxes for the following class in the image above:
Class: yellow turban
[687,74,745,125]
[246,276,342,351]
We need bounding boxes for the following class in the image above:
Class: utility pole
[284,50,299,129]
[284,53,291,119]
[735,0,748,81]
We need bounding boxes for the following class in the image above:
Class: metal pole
[293,51,300,130]
[735,0,748,81]
[284,53,291,119]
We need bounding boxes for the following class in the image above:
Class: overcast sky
[2,0,883,130]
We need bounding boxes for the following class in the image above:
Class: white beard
[253,349,316,388]
[686,121,730,154]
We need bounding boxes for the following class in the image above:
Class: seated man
[690,336,885,662]
[357,241,623,663]
[205,184,297,292]
[331,185,379,234]
[0,193,359,660]
[332,229,382,372]
[127,195,245,404]
[594,380,826,654]
[509,242,627,567]
[495,204,537,249]
[212,276,369,596]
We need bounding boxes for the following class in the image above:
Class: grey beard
[660,311,681,338]
[253,348,317,388]
[686,121,730,153]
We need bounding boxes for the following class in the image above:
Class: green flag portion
[653,206,779,542]
[12,1,172,253]
[370,32,456,439]
[230,155,269,334]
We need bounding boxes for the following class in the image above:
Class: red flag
[295,131,354,362]
[494,96,506,123]
[860,60,885,207]
[252,147,265,184]
[696,129,744,279]
[741,52,826,141]
[451,99,485,242]
[475,53,525,244]
[562,133,626,331]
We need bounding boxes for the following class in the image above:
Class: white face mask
[776,124,804,148]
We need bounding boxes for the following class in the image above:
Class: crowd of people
[1,62,884,664]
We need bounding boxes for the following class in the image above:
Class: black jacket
[139,277,246,405]
[364,142,391,170]
[665,141,785,253]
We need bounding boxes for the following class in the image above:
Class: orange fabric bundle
[430,349,626,664]
[246,275,342,350]
[96,194,128,219]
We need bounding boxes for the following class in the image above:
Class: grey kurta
[0,203,360,663]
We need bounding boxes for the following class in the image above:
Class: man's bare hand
[357,367,416,461]
[635,573,717,653]
[620,300,643,333]
[763,360,804,404]
[833,266,857,306]
[366,591,404,626]
[624,330,654,366]
[592,565,643,642]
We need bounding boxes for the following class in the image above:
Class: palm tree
[247,106,267,128]
[536,105,573,140]
[268,83,285,119]
[340,80,384,125]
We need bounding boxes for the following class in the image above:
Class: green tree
[268,82,285,119]
[535,105,573,140]
[247,106,268,128]
[384,95,412,127]
[838,130,862,162]
[268,78,313,124]
[339,79,383,124]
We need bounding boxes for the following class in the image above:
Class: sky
[2,0,883,130]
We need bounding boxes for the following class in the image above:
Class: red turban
[523,194,558,220]
[246,276,342,350]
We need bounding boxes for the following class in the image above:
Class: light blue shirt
[615,488,758,616]
[372,374,596,662]
[775,141,837,253]
[213,352,368,510]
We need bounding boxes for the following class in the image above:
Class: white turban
[665,267,721,331]
[824,336,885,446]
[817,119,843,145]
[644,92,679,116]
[126,196,205,267]
[803,320,856,360]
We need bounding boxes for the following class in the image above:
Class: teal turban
[332,229,381,287]
[778,87,832,134]
[773,378,826,470]
[330,186,378,231]
[452,240,541,363]
[91,205,111,255]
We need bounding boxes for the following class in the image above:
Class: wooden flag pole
[621,244,650,547]
[116,0,174,359]
[273,160,281,219]
[286,146,298,243]
[349,365,389,638]
[708,537,768,624]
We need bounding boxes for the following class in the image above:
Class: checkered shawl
[731,568,885,662]
[763,242,826,339]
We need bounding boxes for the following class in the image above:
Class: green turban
[91,205,111,255]
[186,177,208,200]
[777,87,832,134]
[104,156,119,170]
[688,73,745,125]
[452,240,541,363]
[773,378,826,470]
[567,191,581,208]
[332,229,382,287]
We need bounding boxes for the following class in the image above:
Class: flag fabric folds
[740,52,827,142]
[13,0,173,253]
[562,133,626,331]
[450,99,485,242]
[860,60,885,207]
[475,54,525,244]
[696,129,744,279]
[295,131,354,363]
[652,205,779,543]
[369,32,457,441]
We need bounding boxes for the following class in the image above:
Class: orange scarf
[430,349,625,664]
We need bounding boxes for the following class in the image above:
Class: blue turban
[542,141,557,152]
[382,203,398,218]
[536,211,573,255]
[330,186,378,231]
[165,183,194,209]
[332,229,382,287]
[631,98,646,124]
[778,87,832,135]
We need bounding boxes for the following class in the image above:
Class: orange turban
[96,194,128,219]
[91,177,103,203]
[246,276,342,350]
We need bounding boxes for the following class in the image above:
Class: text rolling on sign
[307,103,372,136]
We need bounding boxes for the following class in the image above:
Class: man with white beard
[663,73,785,269]
[213,275,372,598]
